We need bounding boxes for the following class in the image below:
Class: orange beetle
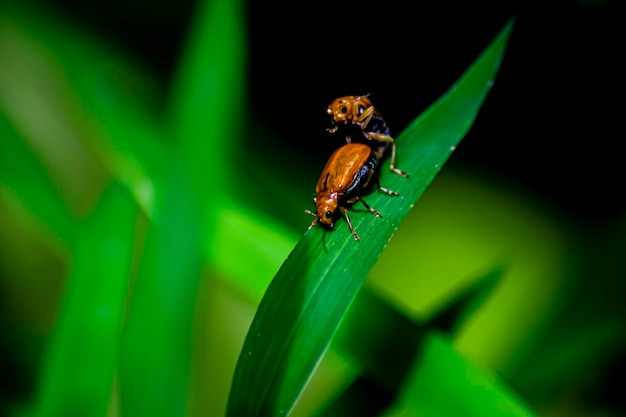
[327,95,409,178]
[305,142,398,241]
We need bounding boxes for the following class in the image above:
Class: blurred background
[1,0,624,416]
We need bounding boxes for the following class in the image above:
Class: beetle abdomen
[316,143,377,194]
[342,154,377,198]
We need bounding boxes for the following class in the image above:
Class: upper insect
[326,95,409,178]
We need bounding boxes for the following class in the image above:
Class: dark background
[243,0,622,224]
[50,0,624,225]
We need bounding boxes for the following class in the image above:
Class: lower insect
[305,143,399,242]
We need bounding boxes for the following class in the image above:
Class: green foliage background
[1,0,624,417]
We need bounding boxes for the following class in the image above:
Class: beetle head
[327,95,372,126]
[327,96,353,125]
[315,192,339,228]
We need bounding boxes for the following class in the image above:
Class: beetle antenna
[304,209,318,218]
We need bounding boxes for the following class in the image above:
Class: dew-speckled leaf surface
[225,19,513,417]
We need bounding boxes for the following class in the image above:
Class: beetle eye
[325,211,333,218]
[357,104,365,115]
[340,106,348,114]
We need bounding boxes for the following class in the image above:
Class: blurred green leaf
[333,267,505,391]
[30,183,137,417]
[384,332,536,417]
[317,268,531,417]
[427,266,505,336]
[2,0,290,301]
[518,317,625,400]
[226,19,514,417]
[207,198,299,301]
[118,0,246,415]
[0,113,74,244]
[118,167,204,417]
[1,0,162,218]
[168,0,246,203]
[333,289,429,396]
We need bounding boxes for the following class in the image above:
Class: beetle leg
[364,132,409,178]
[365,131,394,143]
[388,142,409,178]
[359,198,383,218]
[377,181,399,197]
[357,105,375,128]
[339,207,360,242]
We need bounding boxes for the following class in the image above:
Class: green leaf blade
[0,113,74,244]
[168,0,246,203]
[388,332,537,417]
[226,19,514,417]
[32,183,137,417]
[118,0,246,415]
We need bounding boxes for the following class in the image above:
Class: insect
[305,142,398,241]
[326,95,409,178]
